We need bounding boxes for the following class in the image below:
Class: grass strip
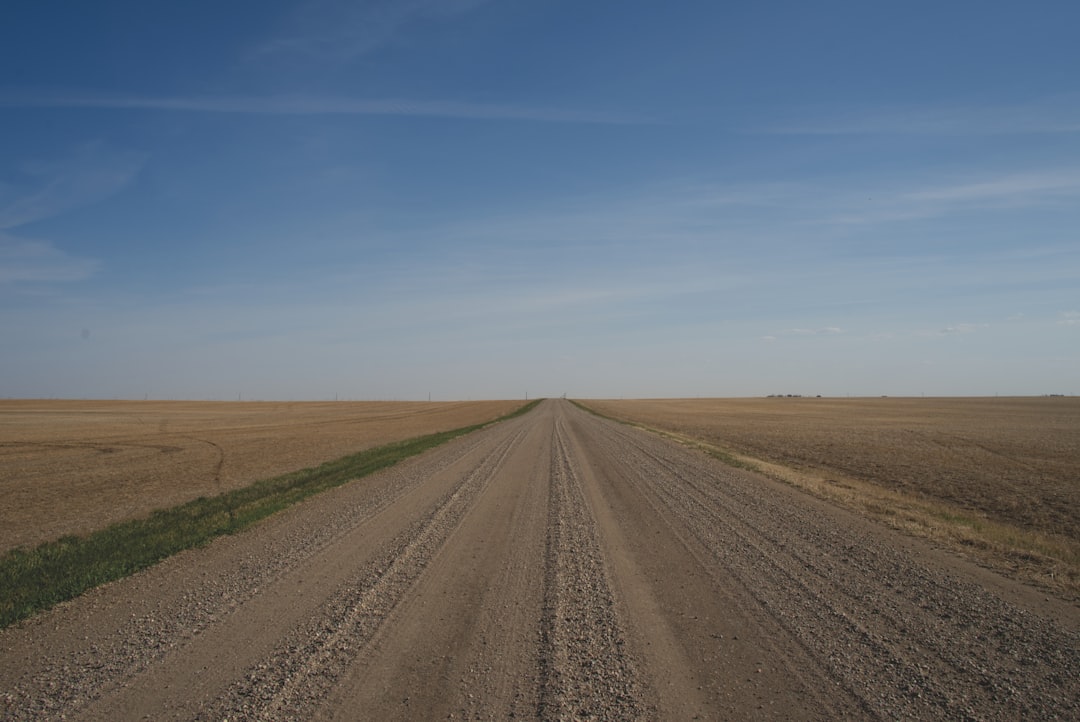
[0,399,542,629]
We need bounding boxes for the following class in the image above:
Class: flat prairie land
[0,399,524,552]
[3,400,1077,720]
[584,397,1080,540]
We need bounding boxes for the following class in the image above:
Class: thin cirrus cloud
[820,169,1080,226]
[601,171,1080,233]
[0,235,98,283]
[0,144,139,285]
[784,327,844,336]
[1059,312,1080,326]
[759,98,1080,136]
[902,171,1080,205]
[250,0,495,62]
[0,92,645,125]
[937,323,987,336]
[0,143,145,230]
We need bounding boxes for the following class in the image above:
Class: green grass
[0,399,542,629]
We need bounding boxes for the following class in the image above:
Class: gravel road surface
[2,399,1077,720]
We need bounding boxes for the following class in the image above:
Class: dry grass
[582,397,1080,599]
[0,400,524,552]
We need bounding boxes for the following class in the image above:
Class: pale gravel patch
[536,417,652,720]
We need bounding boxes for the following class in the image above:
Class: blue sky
[2,0,1078,400]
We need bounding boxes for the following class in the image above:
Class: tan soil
[1,400,1076,720]
[583,397,1080,539]
[0,399,523,552]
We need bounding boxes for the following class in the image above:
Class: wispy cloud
[903,171,1080,205]
[823,169,1080,226]
[1059,311,1080,326]
[251,0,494,62]
[936,323,987,336]
[0,92,644,125]
[761,97,1080,136]
[583,169,1080,234]
[0,144,134,284]
[784,327,844,336]
[0,143,145,229]
[0,234,98,283]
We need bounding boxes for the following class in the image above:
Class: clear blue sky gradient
[2,1,1078,399]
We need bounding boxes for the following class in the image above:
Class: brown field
[0,399,525,552]
[584,396,1080,592]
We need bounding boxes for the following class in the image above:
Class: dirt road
[2,400,1077,720]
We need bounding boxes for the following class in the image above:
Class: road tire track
[537,417,651,720]
[197,424,531,720]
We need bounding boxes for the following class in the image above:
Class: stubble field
[584,396,1080,594]
[0,399,524,552]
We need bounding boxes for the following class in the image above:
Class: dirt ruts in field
[1,400,1077,720]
